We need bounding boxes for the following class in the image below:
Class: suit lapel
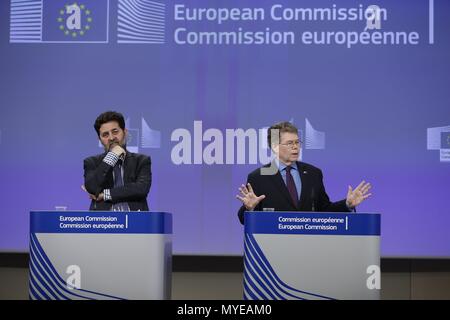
[98,153,114,188]
[123,152,133,183]
[298,161,312,211]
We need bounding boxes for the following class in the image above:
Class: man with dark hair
[236,121,371,224]
[83,111,151,211]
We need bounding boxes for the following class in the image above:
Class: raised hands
[346,180,372,209]
[236,183,266,211]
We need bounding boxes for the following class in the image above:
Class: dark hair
[94,111,126,136]
[267,121,299,146]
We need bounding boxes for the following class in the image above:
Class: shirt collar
[274,158,298,172]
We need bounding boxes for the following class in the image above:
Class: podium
[29,211,172,300]
[243,211,380,300]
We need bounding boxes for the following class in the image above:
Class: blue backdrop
[1,0,449,257]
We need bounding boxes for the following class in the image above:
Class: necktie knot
[285,166,293,173]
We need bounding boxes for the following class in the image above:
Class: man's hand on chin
[110,144,125,157]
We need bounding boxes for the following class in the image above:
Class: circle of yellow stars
[57,3,92,38]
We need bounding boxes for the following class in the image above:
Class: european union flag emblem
[10,0,109,43]
[441,132,450,149]
[43,0,109,42]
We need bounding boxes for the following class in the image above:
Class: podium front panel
[244,211,380,300]
[29,211,172,300]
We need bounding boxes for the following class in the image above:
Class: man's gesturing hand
[236,183,266,211]
[346,180,372,209]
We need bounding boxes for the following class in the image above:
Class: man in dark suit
[83,111,151,211]
[236,121,371,224]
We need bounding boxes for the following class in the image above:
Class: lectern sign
[29,211,172,300]
[244,212,381,300]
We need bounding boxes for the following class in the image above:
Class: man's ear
[124,128,128,139]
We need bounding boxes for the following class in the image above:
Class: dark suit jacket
[238,161,350,224]
[83,152,151,211]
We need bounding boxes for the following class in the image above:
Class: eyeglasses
[279,140,301,148]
